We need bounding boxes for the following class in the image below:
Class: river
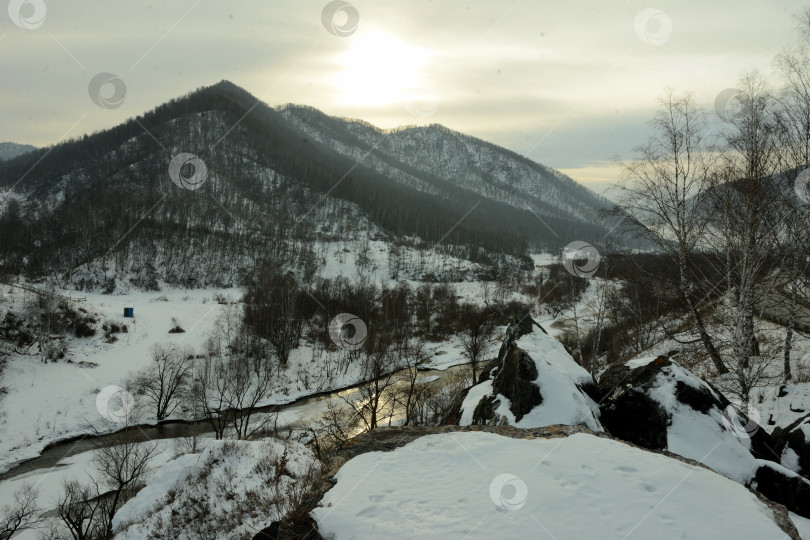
[0,362,472,482]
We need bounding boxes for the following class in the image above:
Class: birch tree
[709,71,785,407]
[619,90,727,374]
[774,11,810,380]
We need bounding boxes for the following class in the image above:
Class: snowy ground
[0,283,479,474]
[0,250,561,474]
[0,364,470,533]
[0,285,237,473]
[313,431,797,539]
[0,439,176,540]
[9,249,810,538]
[0,436,320,540]
[0,247,524,531]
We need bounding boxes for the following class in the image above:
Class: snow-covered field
[0,249,559,475]
[0,250,561,536]
[0,286,236,473]
[6,248,809,539]
[0,281,482,474]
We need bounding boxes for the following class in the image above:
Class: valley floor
[3,252,810,539]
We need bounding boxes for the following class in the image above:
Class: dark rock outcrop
[598,357,672,450]
[474,348,542,423]
[600,388,668,449]
[754,462,810,518]
[471,316,544,424]
[599,356,780,460]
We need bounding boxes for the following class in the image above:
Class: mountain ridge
[0,80,640,289]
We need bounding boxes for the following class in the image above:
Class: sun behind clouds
[332,29,432,107]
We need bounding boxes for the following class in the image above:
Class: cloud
[1,0,806,185]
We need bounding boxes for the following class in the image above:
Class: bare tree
[619,90,728,374]
[414,284,435,336]
[456,304,496,385]
[0,484,39,540]
[709,71,786,407]
[243,267,308,366]
[196,309,276,439]
[224,332,276,440]
[569,275,586,368]
[132,344,192,421]
[51,420,159,539]
[307,400,360,460]
[194,352,230,440]
[424,370,472,425]
[194,306,239,439]
[176,379,204,455]
[92,431,160,535]
[393,338,431,426]
[587,268,611,376]
[55,479,105,540]
[341,332,402,430]
[773,16,810,380]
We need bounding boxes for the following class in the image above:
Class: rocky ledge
[256,424,801,540]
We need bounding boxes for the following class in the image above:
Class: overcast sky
[1,0,807,194]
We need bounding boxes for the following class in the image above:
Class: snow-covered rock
[774,415,810,478]
[599,356,810,518]
[312,429,800,539]
[756,382,810,431]
[458,316,602,431]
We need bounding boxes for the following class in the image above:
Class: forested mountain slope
[0,81,634,290]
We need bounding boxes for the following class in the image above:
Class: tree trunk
[678,256,727,374]
[784,265,797,381]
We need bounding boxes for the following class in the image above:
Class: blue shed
[123,307,134,318]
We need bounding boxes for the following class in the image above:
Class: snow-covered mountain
[280,104,624,244]
[0,142,36,161]
[0,81,640,290]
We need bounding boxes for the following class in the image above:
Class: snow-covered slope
[757,382,810,431]
[647,360,778,483]
[279,105,610,220]
[0,81,640,292]
[0,142,36,161]
[313,431,799,539]
[113,438,319,539]
[0,287,236,473]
